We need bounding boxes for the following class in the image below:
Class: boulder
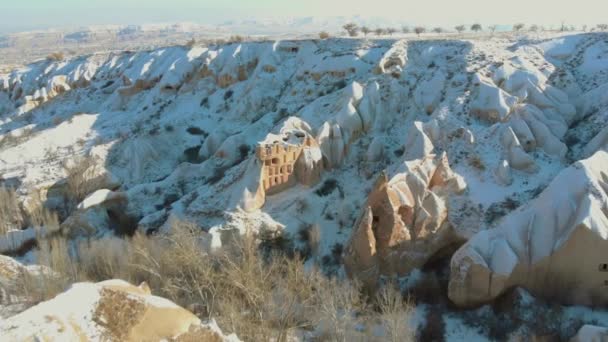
[0,279,239,341]
[571,325,608,342]
[448,150,608,307]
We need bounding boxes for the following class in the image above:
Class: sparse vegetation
[468,155,485,171]
[471,23,482,32]
[0,186,23,234]
[46,52,65,61]
[15,220,413,341]
[414,26,426,36]
[315,178,338,197]
[343,23,359,37]
[61,155,105,213]
[319,31,330,39]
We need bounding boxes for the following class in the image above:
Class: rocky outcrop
[470,74,518,123]
[571,325,608,342]
[61,189,131,237]
[0,279,239,341]
[449,150,608,307]
[344,152,466,287]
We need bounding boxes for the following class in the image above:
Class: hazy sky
[1,0,606,32]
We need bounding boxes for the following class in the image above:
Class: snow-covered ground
[2,31,608,340]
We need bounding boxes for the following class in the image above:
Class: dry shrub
[0,186,23,234]
[319,31,330,39]
[185,38,196,48]
[375,283,415,342]
[25,187,60,233]
[19,236,78,305]
[46,52,65,61]
[62,155,105,212]
[19,218,410,341]
[468,155,486,170]
[316,277,366,341]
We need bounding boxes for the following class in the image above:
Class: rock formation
[571,325,608,342]
[449,150,608,307]
[0,279,239,341]
[344,151,466,287]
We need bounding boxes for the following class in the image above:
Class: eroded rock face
[448,150,608,308]
[571,325,608,342]
[344,152,466,287]
[0,279,239,341]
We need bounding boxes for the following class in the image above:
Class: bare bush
[529,25,539,32]
[319,31,330,39]
[401,26,411,34]
[455,25,466,33]
[432,27,444,34]
[375,283,415,342]
[361,26,371,36]
[185,38,196,48]
[228,35,245,43]
[597,24,608,31]
[386,27,397,35]
[62,155,105,212]
[22,218,410,340]
[375,28,385,36]
[0,186,23,234]
[513,23,525,32]
[46,52,65,61]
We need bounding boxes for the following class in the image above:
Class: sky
[1,0,606,33]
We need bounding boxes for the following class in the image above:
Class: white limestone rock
[449,150,608,307]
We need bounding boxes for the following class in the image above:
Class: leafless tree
[386,27,397,35]
[414,26,426,36]
[471,24,482,32]
[374,28,385,36]
[596,24,608,31]
[361,26,371,36]
[513,23,525,32]
[343,23,359,37]
[432,27,443,34]
[529,25,539,32]
[401,26,411,34]
[455,25,466,34]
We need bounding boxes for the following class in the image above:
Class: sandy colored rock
[0,279,239,341]
[449,150,608,307]
[344,152,466,287]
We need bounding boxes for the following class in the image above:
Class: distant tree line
[329,22,608,38]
